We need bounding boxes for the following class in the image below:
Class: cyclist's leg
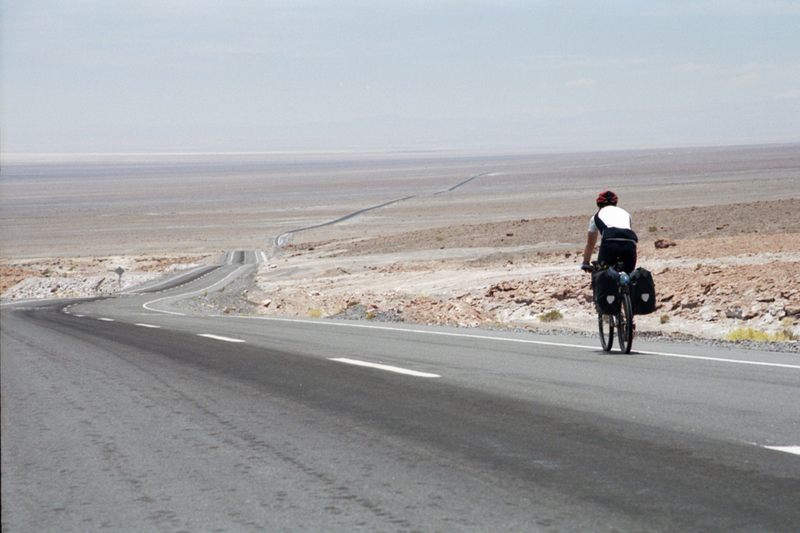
[621,242,637,273]
[597,240,621,269]
[596,241,613,269]
[599,240,637,273]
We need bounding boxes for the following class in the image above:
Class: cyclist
[580,190,638,273]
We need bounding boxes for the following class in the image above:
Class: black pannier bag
[592,268,621,315]
[630,267,657,315]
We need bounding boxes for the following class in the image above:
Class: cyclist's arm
[582,231,598,265]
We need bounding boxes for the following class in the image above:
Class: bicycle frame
[591,261,634,353]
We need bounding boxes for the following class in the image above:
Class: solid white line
[142,264,250,316]
[197,333,246,343]
[127,264,211,294]
[632,349,800,370]
[135,323,161,328]
[764,446,800,456]
[0,298,47,306]
[330,357,440,378]
[73,314,85,318]
[97,317,115,322]
[219,315,800,370]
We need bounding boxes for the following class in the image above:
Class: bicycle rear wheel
[617,292,634,353]
[598,312,614,351]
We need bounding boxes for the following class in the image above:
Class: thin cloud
[773,90,800,100]
[673,62,707,72]
[565,78,597,87]
[637,0,800,16]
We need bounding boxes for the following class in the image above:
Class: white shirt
[588,205,632,234]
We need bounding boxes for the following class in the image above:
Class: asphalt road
[2,252,799,531]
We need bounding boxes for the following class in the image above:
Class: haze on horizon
[2,0,799,154]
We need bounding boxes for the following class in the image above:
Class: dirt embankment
[1,254,211,300]
[248,200,800,342]
[3,199,798,345]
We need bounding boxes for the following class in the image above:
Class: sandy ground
[2,145,799,343]
[245,199,800,341]
[0,254,211,299]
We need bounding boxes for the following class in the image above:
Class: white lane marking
[197,333,246,343]
[97,317,115,322]
[73,314,86,318]
[330,357,440,378]
[219,315,800,370]
[142,264,250,316]
[126,264,215,294]
[0,298,48,306]
[630,349,800,370]
[135,323,161,329]
[764,446,800,456]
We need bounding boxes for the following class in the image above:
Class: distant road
[3,252,799,531]
[274,195,416,248]
[274,171,493,247]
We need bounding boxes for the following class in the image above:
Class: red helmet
[596,190,618,207]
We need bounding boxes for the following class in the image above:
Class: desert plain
[1,144,799,345]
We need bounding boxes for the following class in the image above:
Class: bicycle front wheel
[617,292,634,353]
[598,312,614,352]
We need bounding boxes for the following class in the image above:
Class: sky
[2,0,799,153]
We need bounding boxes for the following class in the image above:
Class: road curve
[2,252,799,531]
[274,171,493,248]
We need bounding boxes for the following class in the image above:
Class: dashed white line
[763,446,800,456]
[135,323,161,329]
[329,357,440,378]
[73,314,86,318]
[197,333,246,343]
[97,317,115,322]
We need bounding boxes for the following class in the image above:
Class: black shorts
[598,239,637,273]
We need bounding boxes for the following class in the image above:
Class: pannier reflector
[606,295,616,304]
[641,294,650,302]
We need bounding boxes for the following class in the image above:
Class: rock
[699,305,718,322]
[784,305,800,317]
[681,299,700,310]
[486,282,517,297]
[757,296,775,303]
[654,239,677,249]
[725,306,743,319]
[742,304,762,320]
[550,288,574,301]
[262,299,272,308]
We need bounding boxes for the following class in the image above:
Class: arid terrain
[2,144,798,344]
